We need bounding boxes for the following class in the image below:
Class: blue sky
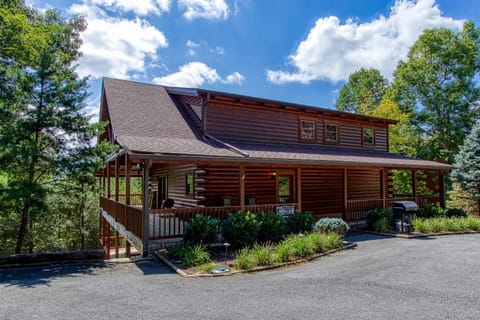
[30,0,480,116]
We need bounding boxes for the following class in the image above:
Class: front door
[277,170,295,204]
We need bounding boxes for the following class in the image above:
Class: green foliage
[335,68,388,114]
[314,218,350,235]
[169,244,211,268]
[452,119,480,211]
[257,212,286,243]
[184,215,220,245]
[250,243,274,266]
[391,21,480,164]
[198,262,219,273]
[233,248,254,270]
[273,242,292,263]
[222,211,261,249]
[412,216,480,233]
[445,208,467,218]
[286,212,313,234]
[448,184,478,216]
[283,234,314,258]
[0,1,114,254]
[373,219,391,233]
[418,204,444,219]
[366,208,393,229]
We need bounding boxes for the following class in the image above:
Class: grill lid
[392,201,419,211]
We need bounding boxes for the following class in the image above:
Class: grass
[412,216,480,234]
[232,232,343,271]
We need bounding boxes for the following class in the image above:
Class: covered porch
[98,151,447,257]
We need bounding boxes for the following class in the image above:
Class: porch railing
[346,196,441,221]
[100,196,144,240]
[148,204,297,240]
[114,194,143,206]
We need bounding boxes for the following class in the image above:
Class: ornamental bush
[366,208,393,229]
[257,212,287,243]
[418,204,444,218]
[445,207,467,218]
[222,211,261,248]
[183,215,220,245]
[314,218,350,236]
[286,212,313,234]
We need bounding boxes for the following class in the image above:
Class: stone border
[0,249,104,269]
[154,241,357,278]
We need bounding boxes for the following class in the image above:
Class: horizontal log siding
[301,168,343,218]
[196,166,240,207]
[207,102,299,143]
[206,101,388,151]
[245,168,276,205]
[347,169,381,200]
[150,164,199,208]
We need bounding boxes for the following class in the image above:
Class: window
[185,172,194,196]
[363,128,375,146]
[299,119,316,141]
[325,123,338,143]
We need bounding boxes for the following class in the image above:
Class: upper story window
[185,172,195,196]
[363,128,375,146]
[299,119,316,142]
[325,123,338,143]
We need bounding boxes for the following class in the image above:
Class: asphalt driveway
[1,233,479,320]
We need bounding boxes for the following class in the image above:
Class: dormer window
[325,123,338,143]
[363,128,375,146]
[299,119,316,142]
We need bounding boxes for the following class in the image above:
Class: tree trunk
[15,207,29,254]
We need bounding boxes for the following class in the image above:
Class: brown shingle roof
[100,77,451,170]
[102,77,241,157]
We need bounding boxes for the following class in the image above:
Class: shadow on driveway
[0,259,173,288]
[344,231,391,243]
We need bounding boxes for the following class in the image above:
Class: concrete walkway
[1,233,479,320]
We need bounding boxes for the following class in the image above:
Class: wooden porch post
[412,170,417,203]
[125,242,131,258]
[114,230,119,259]
[106,222,111,260]
[380,169,386,208]
[114,157,119,202]
[102,168,106,194]
[125,154,131,231]
[343,168,348,221]
[439,171,446,209]
[296,167,302,212]
[239,165,245,210]
[107,161,111,198]
[98,214,103,249]
[142,160,152,257]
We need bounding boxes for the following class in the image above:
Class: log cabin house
[98,77,451,257]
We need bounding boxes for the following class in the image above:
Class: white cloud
[186,40,201,48]
[84,0,170,16]
[267,0,463,84]
[69,4,168,79]
[211,46,225,55]
[178,0,229,20]
[153,62,244,87]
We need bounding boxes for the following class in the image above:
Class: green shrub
[257,212,286,243]
[273,242,292,263]
[314,218,350,235]
[444,218,465,232]
[445,208,467,218]
[373,218,391,232]
[184,215,220,245]
[465,216,480,231]
[234,248,255,270]
[418,204,444,218]
[412,219,430,233]
[198,262,218,273]
[251,243,274,266]
[366,208,393,229]
[169,244,211,268]
[222,211,261,248]
[286,212,313,234]
[284,234,314,258]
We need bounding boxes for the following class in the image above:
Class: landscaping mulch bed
[154,241,356,278]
